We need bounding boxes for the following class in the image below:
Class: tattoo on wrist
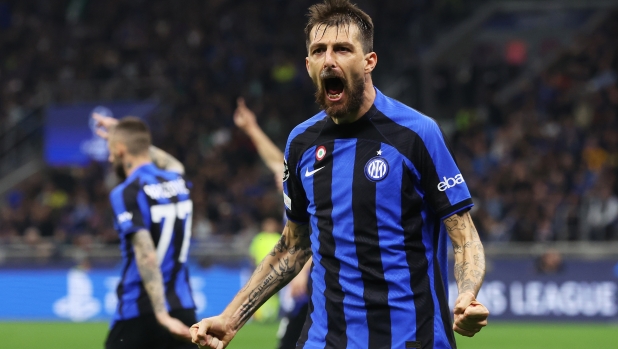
[233,222,312,329]
[234,255,303,328]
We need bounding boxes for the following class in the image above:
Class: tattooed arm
[149,146,185,174]
[444,211,485,296]
[132,230,191,341]
[444,211,489,337]
[191,220,312,349]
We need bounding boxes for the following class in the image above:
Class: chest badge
[364,156,389,181]
[316,146,327,161]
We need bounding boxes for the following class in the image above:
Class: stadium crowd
[0,1,617,255]
[452,13,618,243]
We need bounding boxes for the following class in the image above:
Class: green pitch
[0,321,616,348]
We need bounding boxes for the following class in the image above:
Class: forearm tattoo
[447,213,486,295]
[133,230,167,314]
[149,146,170,169]
[233,222,312,329]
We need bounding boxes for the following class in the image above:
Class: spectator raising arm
[233,98,284,176]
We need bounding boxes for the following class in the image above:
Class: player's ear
[115,142,128,158]
[364,51,377,74]
[305,56,310,74]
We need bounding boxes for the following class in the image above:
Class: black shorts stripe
[401,167,435,349]
[433,225,457,349]
[352,140,392,348]
[106,309,196,349]
[296,264,314,349]
[313,141,347,349]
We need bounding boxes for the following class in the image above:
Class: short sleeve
[109,184,148,237]
[283,144,309,223]
[411,120,473,218]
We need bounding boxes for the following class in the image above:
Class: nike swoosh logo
[305,166,325,177]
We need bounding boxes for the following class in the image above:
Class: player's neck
[123,155,152,177]
[330,79,376,125]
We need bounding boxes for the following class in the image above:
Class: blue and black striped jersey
[283,88,473,349]
[109,163,195,326]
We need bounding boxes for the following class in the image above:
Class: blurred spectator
[580,184,618,241]
[535,249,564,274]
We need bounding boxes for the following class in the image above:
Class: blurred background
[0,0,617,348]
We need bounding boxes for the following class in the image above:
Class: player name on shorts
[143,178,189,200]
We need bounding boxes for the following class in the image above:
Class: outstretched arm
[92,113,184,174]
[444,211,489,337]
[191,220,312,348]
[132,230,191,341]
[233,98,284,176]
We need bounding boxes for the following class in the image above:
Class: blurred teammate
[234,98,311,349]
[94,114,196,349]
[193,1,489,348]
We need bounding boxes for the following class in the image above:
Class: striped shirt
[283,88,473,349]
[109,163,195,326]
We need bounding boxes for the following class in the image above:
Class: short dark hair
[305,0,374,54]
[112,117,151,155]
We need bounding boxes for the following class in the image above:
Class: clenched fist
[453,292,489,337]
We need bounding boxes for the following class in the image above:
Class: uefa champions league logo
[53,269,208,322]
[53,269,102,322]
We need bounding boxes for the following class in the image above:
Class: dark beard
[113,159,127,181]
[315,70,365,119]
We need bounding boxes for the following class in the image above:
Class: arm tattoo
[149,146,184,173]
[270,234,288,256]
[444,216,466,232]
[474,254,485,270]
[240,259,264,293]
[149,147,170,169]
[132,230,167,314]
[454,261,469,283]
[233,222,312,328]
[452,243,463,254]
[447,212,486,296]
[236,257,297,327]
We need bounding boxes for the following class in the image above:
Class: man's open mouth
[324,77,344,101]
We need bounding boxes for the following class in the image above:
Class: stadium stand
[0,1,616,263]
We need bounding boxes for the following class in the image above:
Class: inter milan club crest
[282,158,289,182]
[316,146,327,161]
[364,156,389,181]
